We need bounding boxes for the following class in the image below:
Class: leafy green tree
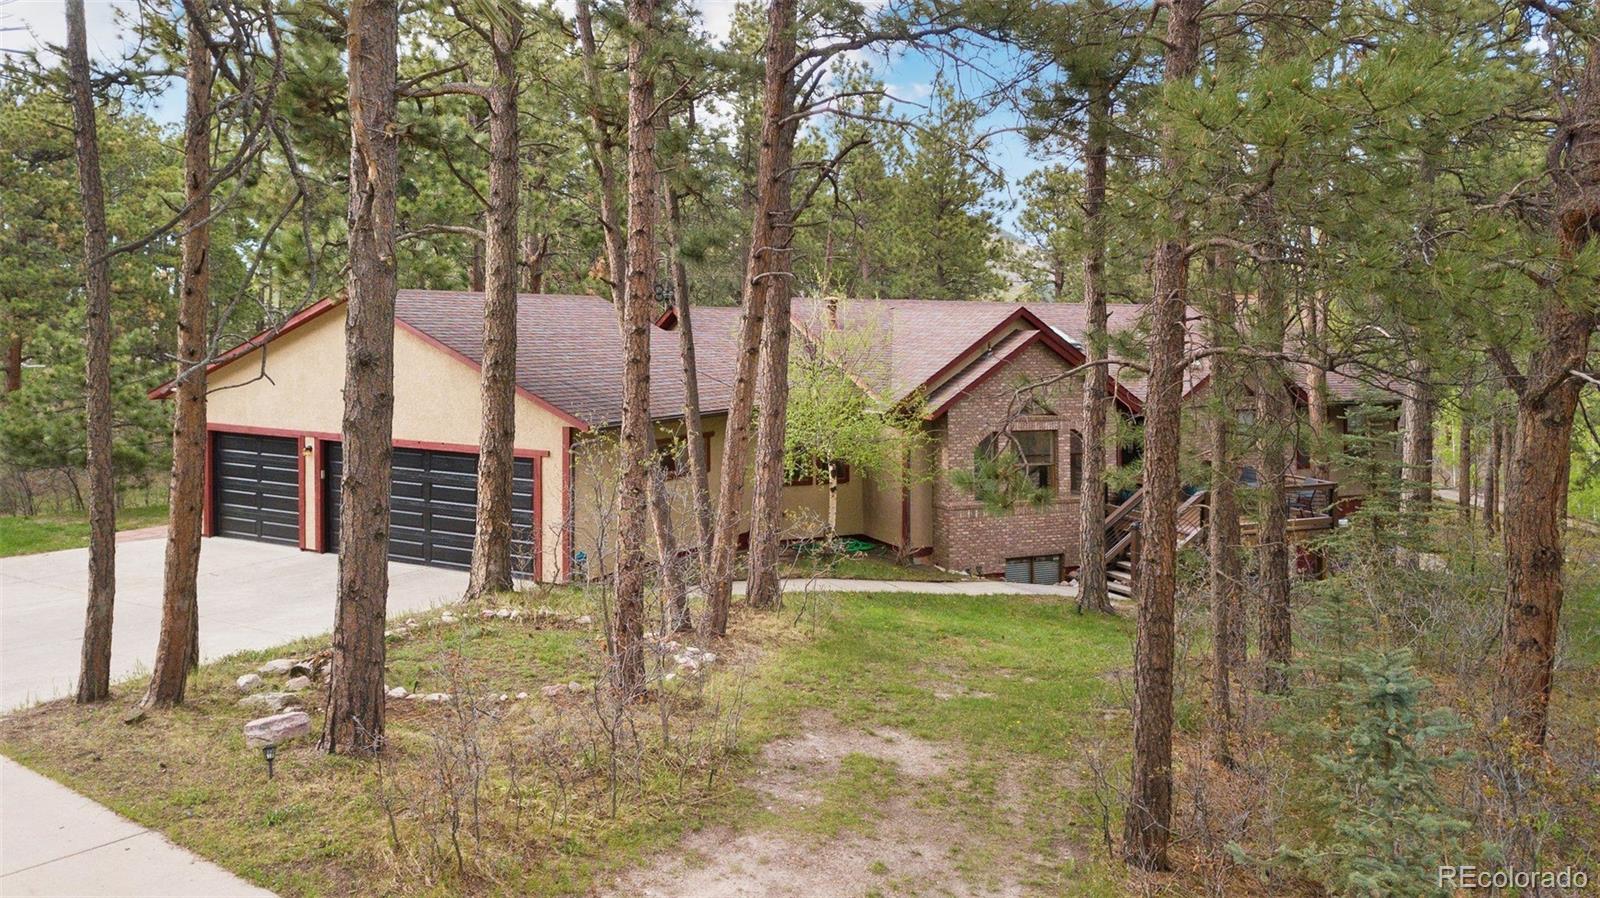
[785,308,927,533]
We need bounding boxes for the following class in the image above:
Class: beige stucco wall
[205,304,571,580]
[569,411,881,579]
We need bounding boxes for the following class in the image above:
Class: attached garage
[211,432,301,545]
[159,291,640,583]
[323,443,539,575]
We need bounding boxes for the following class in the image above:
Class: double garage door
[212,432,537,575]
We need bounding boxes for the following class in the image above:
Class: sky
[1,0,1052,229]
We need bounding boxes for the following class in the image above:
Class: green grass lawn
[0,503,169,557]
[0,588,1131,898]
[774,548,968,582]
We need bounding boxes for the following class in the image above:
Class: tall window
[1069,429,1083,493]
[977,430,1057,490]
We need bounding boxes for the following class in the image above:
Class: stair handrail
[1176,489,1209,548]
[1104,486,1146,533]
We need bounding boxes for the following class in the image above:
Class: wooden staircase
[1102,488,1143,600]
[1099,475,1334,599]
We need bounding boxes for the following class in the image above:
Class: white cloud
[0,0,145,64]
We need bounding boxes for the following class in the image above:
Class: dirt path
[606,710,1034,898]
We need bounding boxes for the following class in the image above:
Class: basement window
[1005,554,1062,585]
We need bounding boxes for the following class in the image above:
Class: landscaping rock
[515,692,529,701]
[288,661,314,678]
[440,612,458,624]
[257,658,295,676]
[235,673,264,693]
[386,686,408,700]
[423,692,451,703]
[540,684,566,699]
[283,675,312,692]
[566,681,585,693]
[243,710,311,749]
[238,692,304,713]
[575,614,593,625]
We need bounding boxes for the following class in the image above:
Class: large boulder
[257,658,296,676]
[238,692,304,713]
[283,675,312,692]
[244,710,311,749]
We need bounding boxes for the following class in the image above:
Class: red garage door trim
[319,438,549,581]
[207,423,550,573]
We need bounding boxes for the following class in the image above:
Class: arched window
[976,430,1057,490]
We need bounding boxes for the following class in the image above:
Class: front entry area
[323,444,539,576]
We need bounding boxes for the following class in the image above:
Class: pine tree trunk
[1255,333,1292,695]
[4,334,20,393]
[1076,77,1112,616]
[1123,0,1200,872]
[1457,411,1473,524]
[322,0,397,755]
[1485,412,1501,536]
[1494,33,1600,747]
[705,0,797,633]
[666,185,713,581]
[1402,358,1435,513]
[739,0,800,614]
[574,0,625,296]
[521,234,548,293]
[1299,294,1331,479]
[1207,266,1242,767]
[703,282,767,636]
[1249,123,1293,697]
[747,283,794,610]
[144,3,212,708]
[611,0,659,696]
[467,27,522,599]
[65,0,117,705]
[649,461,691,632]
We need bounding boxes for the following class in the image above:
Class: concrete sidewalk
[0,757,275,897]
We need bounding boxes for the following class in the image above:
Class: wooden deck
[1101,475,1339,598]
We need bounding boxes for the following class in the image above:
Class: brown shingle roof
[395,290,739,428]
[921,329,1040,415]
[788,298,1151,400]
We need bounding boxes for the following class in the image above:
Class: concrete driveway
[0,533,469,711]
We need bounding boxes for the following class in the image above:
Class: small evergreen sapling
[1247,649,1471,898]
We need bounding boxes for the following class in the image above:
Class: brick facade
[930,342,1114,578]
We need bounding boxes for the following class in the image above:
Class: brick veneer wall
[931,341,1113,577]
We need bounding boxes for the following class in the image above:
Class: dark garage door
[212,432,300,545]
[324,444,537,574]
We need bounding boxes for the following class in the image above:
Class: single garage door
[324,444,537,574]
[212,432,300,545]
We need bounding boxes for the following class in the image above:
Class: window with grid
[977,430,1057,490]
